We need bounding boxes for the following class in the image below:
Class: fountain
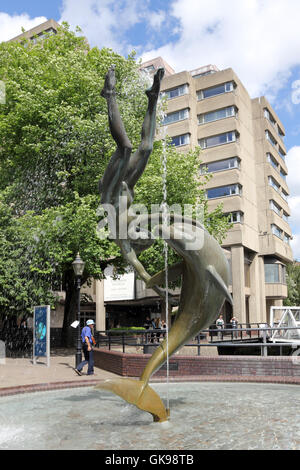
[96,66,232,421]
[1,382,300,450]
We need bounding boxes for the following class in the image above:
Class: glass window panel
[270,200,281,215]
[198,106,235,124]
[165,84,188,99]
[207,184,240,199]
[265,264,280,283]
[271,224,283,238]
[198,81,233,100]
[162,108,189,125]
[267,153,278,170]
[171,134,190,146]
[268,176,280,192]
[200,157,238,173]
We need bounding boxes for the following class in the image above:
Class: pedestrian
[150,317,156,343]
[74,319,96,376]
[216,314,224,340]
[230,316,239,338]
[155,317,162,342]
[161,320,167,338]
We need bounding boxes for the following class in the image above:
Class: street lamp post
[72,252,85,368]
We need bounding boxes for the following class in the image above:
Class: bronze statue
[95,66,232,422]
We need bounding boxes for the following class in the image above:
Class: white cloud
[59,0,146,54]
[286,146,300,260]
[0,12,47,42]
[141,0,300,99]
[291,234,300,261]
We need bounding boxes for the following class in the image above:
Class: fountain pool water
[0,381,299,450]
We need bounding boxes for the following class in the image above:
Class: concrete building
[8,19,60,44]
[138,57,293,325]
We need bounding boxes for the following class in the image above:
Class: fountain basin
[0,381,299,450]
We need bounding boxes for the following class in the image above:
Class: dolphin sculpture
[95,66,232,422]
[95,222,232,422]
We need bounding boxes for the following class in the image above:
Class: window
[200,157,240,174]
[271,224,283,239]
[162,108,189,125]
[206,184,242,199]
[282,212,289,222]
[170,134,190,147]
[278,146,286,160]
[264,259,286,284]
[280,168,287,181]
[265,263,280,283]
[270,200,281,216]
[277,126,285,140]
[198,106,237,124]
[197,81,234,100]
[143,65,155,72]
[164,84,188,99]
[284,233,290,244]
[265,130,277,149]
[199,131,237,149]
[267,153,278,170]
[268,176,280,193]
[281,189,288,202]
[225,211,244,223]
[264,108,276,127]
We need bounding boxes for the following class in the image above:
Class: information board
[33,305,50,367]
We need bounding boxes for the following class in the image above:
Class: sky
[0,0,300,260]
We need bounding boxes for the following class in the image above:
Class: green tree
[0,24,231,345]
[284,262,300,306]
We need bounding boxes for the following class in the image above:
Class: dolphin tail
[94,378,169,422]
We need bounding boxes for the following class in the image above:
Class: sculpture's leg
[125,67,165,192]
[99,66,132,205]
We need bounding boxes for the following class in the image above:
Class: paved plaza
[0,349,119,394]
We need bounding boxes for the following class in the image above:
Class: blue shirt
[81,326,93,345]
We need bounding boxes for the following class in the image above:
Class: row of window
[162,80,235,103]
[206,183,242,200]
[271,224,291,244]
[162,105,237,127]
[265,130,286,161]
[269,200,289,221]
[200,156,240,174]
[268,176,288,202]
[264,108,285,141]
[267,153,287,180]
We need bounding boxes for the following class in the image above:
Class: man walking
[74,319,95,376]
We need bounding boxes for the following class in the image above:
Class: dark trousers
[77,344,94,375]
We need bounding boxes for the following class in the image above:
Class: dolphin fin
[95,378,169,422]
[206,265,233,305]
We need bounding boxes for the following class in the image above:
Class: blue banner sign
[33,306,50,362]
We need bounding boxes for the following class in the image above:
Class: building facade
[139,57,293,325]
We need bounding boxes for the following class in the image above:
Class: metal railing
[95,323,300,357]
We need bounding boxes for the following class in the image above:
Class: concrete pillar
[231,245,246,323]
[258,256,267,323]
[95,279,106,332]
[249,254,261,323]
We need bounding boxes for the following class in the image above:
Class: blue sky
[1,0,300,260]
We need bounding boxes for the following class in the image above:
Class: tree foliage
[0,24,231,343]
[284,262,300,306]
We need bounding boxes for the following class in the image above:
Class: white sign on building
[104,266,135,302]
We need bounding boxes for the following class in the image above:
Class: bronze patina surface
[95,67,232,422]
